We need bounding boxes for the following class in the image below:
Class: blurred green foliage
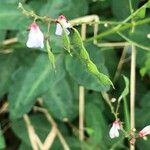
[0,0,150,149]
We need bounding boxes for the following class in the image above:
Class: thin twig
[23,114,39,150]
[2,38,18,45]
[33,106,70,150]
[93,17,99,44]
[43,126,57,150]
[79,24,87,141]
[70,15,99,26]
[0,102,8,114]
[130,45,136,150]
[101,92,118,119]
[113,46,127,83]
[96,42,130,48]
[79,86,85,141]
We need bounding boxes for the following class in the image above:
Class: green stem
[86,2,148,42]
[117,32,150,51]
[123,97,130,131]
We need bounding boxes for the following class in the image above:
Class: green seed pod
[63,29,71,54]
[87,61,99,75]
[72,28,83,48]
[46,40,55,70]
[71,27,114,88]
[80,47,90,60]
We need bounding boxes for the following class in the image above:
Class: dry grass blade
[33,106,70,150]
[42,126,57,150]
[23,114,39,150]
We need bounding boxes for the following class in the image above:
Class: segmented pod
[46,40,56,70]
[63,29,71,55]
[72,28,114,88]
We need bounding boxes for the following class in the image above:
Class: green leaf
[118,75,129,101]
[28,0,47,13]
[0,3,29,30]
[137,137,150,150]
[40,0,88,19]
[111,0,139,20]
[140,53,150,77]
[19,142,32,150]
[0,128,5,149]
[140,92,150,108]
[0,0,18,3]
[84,128,94,136]
[43,79,77,121]
[147,0,150,8]
[8,54,65,119]
[137,7,146,18]
[0,30,6,43]
[65,54,110,91]
[0,53,17,98]
[85,103,106,144]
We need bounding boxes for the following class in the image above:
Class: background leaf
[43,79,77,121]
[8,53,65,119]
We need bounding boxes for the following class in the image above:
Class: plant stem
[117,32,150,51]
[96,42,130,48]
[86,2,148,42]
[123,97,130,131]
[79,24,86,141]
[113,47,127,83]
[130,45,136,150]
[101,92,118,119]
[79,86,85,141]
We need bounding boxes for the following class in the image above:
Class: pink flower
[139,125,150,137]
[109,120,121,139]
[55,15,71,36]
[26,22,44,48]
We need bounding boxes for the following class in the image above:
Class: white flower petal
[62,20,71,28]
[109,126,116,139]
[109,121,121,139]
[139,125,150,137]
[26,24,44,48]
[55,16,71,36]
[55,23,63,35]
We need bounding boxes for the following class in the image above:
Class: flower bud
[26,22,44,48]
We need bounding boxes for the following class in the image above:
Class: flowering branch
[18,2,55,23]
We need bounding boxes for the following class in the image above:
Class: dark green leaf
[0,53,17,98]
[85,103,106,144]
[111,0,139,20]
[8,54,65,119]
[43,79,77,121]
[0,128,5,149]
[0,3,30,30]
[40,0,88,19]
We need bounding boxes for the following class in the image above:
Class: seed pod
[63,29,71,55]
[71,28,114,88]
[46,40,55,70]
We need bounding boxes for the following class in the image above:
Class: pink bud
[58,15,67,20]
[109,120,121,139]
[26,22,44,48]
[139,125,150,137]
[55,15,71,36]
